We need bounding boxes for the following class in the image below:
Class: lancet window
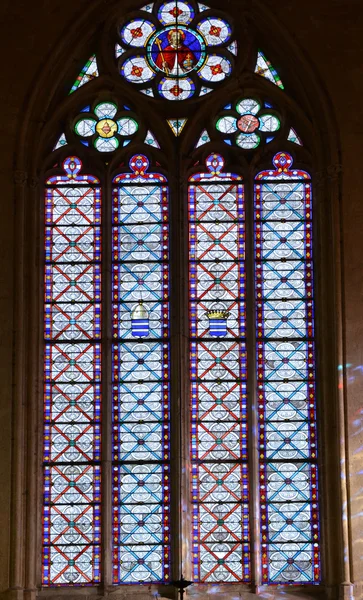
[43,0,321,589]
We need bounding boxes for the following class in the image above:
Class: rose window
[216,98,281,149]
[117,1,236,101]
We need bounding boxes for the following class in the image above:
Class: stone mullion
[10,170,29,597]
[244,167,261,592]
[315,165,353,599]
[24,176,43,600]
[169,142,190,588]
[178,153,193,584]
[331,166,354,599]
[101,174,113,591]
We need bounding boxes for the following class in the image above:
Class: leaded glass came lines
[112,155,171,584]
[189,153,250,583]
[255,152,320,583]
[43,157,102,585]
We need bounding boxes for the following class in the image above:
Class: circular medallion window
[117,1,236,101]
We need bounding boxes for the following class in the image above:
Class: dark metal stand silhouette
[171,574,193,600]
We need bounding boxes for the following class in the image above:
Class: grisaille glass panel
[112,154,171,583]
[43,157,102,585]
[255,152,320,583]
[188,153,250,583]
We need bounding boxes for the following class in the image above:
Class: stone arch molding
[10,1,351,600]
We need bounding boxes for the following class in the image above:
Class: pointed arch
[11,1,349,598]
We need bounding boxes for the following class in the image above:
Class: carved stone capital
[314,170,325,188]
[327,163,343,181]
[29,176,39,189]
[315,164,343,187]
[13,170,28,187]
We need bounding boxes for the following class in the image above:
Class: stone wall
[0,0,362,598]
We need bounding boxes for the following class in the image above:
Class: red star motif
[131,65,144,77]
[130,27,143,38]
[170,6,183,17]
[209,25,221,36]
[210,63,223,76]
[170,84,183,97]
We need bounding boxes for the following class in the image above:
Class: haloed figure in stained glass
[152,28,199,76]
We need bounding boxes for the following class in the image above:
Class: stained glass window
[195,129,210,148]
[112,155,171,583]
[189,154,250,583]
[43,14,323,586]
[216,98,280,149]
[117,1,236,100]
[255,50,284,89]
[255,152,320,583]
[167,118,187,135]
[69,55,99,94]
[54,133,67,151]
[144,130,160,147]
[43,157,102,585]
[74,102,139,152]
[57,101,148,153]
[287,128,303,146]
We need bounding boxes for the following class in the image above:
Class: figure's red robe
[155,45,196,72]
